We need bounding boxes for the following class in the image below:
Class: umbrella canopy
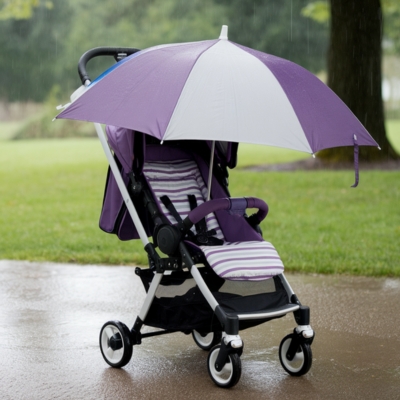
[57,26,378,155]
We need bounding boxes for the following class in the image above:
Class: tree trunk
[318,0,399,162]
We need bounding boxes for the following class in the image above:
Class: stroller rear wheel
[99,320,133,368]
[279,333,312,376]
[192,330,222,351]
[207,345,241,388]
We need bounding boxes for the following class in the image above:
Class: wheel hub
[109,333,123,350]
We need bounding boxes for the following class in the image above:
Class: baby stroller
[63,47,316,389]
[97,124,315,388]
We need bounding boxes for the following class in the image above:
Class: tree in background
[0,0,71,102]
[382,0,400,54]
[313,0,399,161]
[0,0,229,100]
[0,0,329,102]
[0,0,51,20]
[59,0,227,91]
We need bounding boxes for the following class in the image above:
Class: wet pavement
[0,260,399,400]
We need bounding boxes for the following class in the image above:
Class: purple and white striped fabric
[57,26,378,154]
[200,241,284,281]
[143,159,224,240]
[143,158,284,281]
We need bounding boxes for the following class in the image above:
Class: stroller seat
[199,241,284,281]
[143,154,284,281]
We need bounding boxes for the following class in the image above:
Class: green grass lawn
[0,139,143,265]
[230,170,399,276]
[0,136,399,276]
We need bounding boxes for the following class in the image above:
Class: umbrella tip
[219,25,228,40]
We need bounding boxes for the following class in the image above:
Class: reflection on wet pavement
[0,260,399,399]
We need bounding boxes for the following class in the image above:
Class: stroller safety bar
[183,197,268,231]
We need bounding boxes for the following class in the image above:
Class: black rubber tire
[279,333,312,376]
[207,345,242,388]
[99,320,133,368]
[192,330,222,351]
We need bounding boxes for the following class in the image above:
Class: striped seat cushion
[143,159,224,240]
[200,241,284,281]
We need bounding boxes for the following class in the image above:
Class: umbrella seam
[163,40,221,140]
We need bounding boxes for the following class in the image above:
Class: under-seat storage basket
[138,268,289,333]
[138,268,224,333]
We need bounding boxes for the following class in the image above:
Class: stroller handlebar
[183,197,269,231]
[78,47,141,85]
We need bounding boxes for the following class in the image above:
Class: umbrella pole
[207,141,215,201]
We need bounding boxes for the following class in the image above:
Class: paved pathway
[0,260,399,399]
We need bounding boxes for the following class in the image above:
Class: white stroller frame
[70,48,315,388]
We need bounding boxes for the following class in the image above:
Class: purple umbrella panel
[57,27,377,152]
[57,26,379,186]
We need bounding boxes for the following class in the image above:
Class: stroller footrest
[236,304,300,320]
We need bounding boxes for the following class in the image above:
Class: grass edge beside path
[1,139,399,277]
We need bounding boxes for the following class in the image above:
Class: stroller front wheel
[192,330,222,351]
[99,320,133,368]
[207,345,242,388]
[279,333,312,376]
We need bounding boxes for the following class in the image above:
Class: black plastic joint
[158,257,182,272]
[131,317,143,345]
[128,172,143,196]
[182,217,193,232]
[145,242,182,273]
[144,243,159,260]
[215,306,239,335]
[290,294,302,305]
[109,334,123,350]
[294,305,310,325]
[215,340,230,372]
[286,332,301,361]
[144,243,161,271]
[157,225,181,255]
[178,242,194,271]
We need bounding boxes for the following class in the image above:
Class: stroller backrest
[143,157,224,241]
[142,143,263,244]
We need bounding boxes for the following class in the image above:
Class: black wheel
[279,333,312,376]
[192,330,222,351]
[99,320,133,368]
[207,345,242,388]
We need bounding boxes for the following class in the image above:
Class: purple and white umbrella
[57,26,378,182]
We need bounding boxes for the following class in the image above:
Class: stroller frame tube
[94,123,149,246]
[191,264,219,311]
[278,273,296,297]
